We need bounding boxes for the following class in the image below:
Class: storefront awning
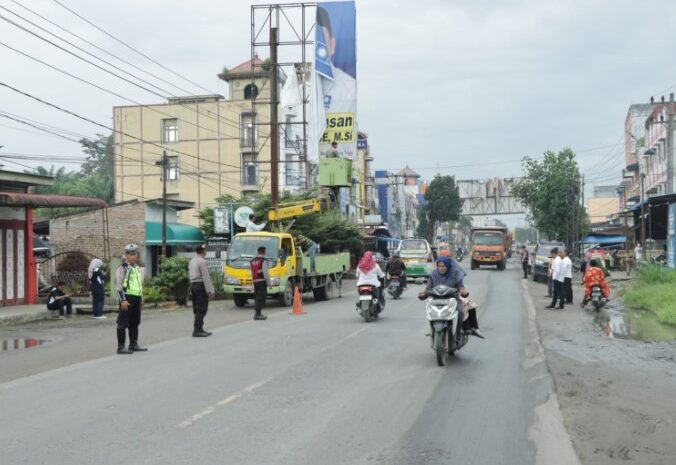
[0,191,108,208]
[145,222,205,246]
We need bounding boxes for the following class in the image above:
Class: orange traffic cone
[290,285,306,315]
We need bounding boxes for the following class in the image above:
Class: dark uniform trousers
[564,277,573,303]
[117,295,142,347]
[253,280,267,316]
[550,280,565,308]
[191,282,209,332]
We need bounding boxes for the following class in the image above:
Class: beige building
[113,56,274,226]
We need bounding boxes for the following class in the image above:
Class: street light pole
[640,171,646,254]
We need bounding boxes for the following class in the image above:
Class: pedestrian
[562,249,573,304]
[189,244,215,337]
[88,258,107,319]
[251,246,270,321]
[47,281,72,319]
[546,249,555,298]
[520,245,529,278]
[546,247,565,309]
[634,242,642,264]
[115,244,147,354]
[246,213,266,232]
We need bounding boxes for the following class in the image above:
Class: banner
[314,1,357,160]
[668,202,676,269]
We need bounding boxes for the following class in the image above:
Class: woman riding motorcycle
[356,251,386,307]
[419,256,484,338]
[580,258,610,308]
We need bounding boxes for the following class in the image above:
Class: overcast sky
[1,0,676,204]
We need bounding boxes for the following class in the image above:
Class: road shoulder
[525,275,676,465]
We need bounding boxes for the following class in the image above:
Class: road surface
[1,262,575,464]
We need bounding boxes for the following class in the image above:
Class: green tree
[416,175,463,242]
[152,256,191,305]
[511,148,588,247]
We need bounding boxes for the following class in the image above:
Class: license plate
[359,295,373,301]
[431,299,451,306]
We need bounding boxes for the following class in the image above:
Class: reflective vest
[123,265,143,297]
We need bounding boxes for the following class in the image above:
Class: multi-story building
[374,166,420,239]
[113,56,274,225]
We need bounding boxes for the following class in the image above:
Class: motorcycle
[590,285,606,312]
[356,284,383,322]
[422,285,468,366]
[386,274,405,299]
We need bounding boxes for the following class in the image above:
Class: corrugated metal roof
[0,192,107,208]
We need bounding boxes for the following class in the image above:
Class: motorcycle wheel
[363,305,373,322]
[592,300,600,312]
[435,331,445,366]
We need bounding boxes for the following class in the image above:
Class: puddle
[1,338,53,352]
[594,304,676,342]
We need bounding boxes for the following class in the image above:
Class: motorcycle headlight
[269,277,280,286]
[224,276,239,285]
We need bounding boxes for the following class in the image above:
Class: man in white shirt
[562,249,573,304]
[245,213,266,233]
[546,247,565,309]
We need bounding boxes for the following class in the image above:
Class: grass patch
[623,265,676,326]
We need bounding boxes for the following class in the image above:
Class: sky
[1,0,676,226]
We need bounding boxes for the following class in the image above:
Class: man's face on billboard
[321,25,336,62]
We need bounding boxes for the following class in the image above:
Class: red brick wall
[50,201,146,262]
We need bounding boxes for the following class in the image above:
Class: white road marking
[176,378,271,428]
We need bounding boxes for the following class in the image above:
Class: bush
[143,280,170,303]
[635,264,676,285]
[57,251,90,272]
[152,256,190,305]
[624,265,676,326]
[210,271,228,298]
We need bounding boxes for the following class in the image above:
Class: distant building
[113,56,277,226]
[375,166,421,238]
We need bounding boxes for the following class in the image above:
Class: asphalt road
[0,262,573,465]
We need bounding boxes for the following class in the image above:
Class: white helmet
[124,243,139,254]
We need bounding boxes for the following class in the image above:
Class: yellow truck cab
[223,231,349,307]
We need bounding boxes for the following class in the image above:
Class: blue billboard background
[315,1,356,79]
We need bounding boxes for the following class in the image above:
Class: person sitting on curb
[47,281,72,319]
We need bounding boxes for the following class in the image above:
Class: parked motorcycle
[386,274,405,299]
[356,284,383,322]
[421,285,468,366]
[590,285,606,312]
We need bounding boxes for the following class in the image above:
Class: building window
[244,84,258,100]
[242,154,257,186]
[162,119,178,143]
[167,156,179,181]
[240,113,257,148]
[285,154,299,186]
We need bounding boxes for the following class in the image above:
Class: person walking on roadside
[546,247,565,309]
[562,249,573,304]
[115,244,147,354]
[546,248,556,297]
[88,258,107,320]
[47,281,72,319]
[520,245,529,279]
[246,213,266,232]
[251,246,270,321]
[189,245,215,337]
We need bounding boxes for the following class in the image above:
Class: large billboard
[314,1,357,160]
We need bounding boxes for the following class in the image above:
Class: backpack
[250,256,265,280]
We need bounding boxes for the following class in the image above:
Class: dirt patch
[527,276,676,465]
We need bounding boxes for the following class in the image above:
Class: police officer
[115,244,147,354]
[189,244,215,337]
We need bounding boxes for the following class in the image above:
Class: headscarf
[358,251,377,273]
[429,256,465,288]
[88,258,104,279]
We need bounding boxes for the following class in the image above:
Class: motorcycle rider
[580,258,610,308]
[356,251,386,308]
[385,250,407,289]
[419,256,483,337]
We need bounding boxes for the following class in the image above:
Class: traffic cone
[290,285,306,315]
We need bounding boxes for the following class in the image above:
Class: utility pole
[269,23,280,205]
[640,171,646,253]
[155,151,168,257]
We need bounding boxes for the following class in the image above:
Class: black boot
[116,329,132,354]
[192,330,210,337]
[117,345,133,354]
[129,342,148,351]
[253,313,267,320]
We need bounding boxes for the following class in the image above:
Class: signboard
[357,138,368,150]
[213,207,229,234]
[668,202,676,269]
[234,206,254,228]
[315,1,357,160]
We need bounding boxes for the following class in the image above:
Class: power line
[51,0,216,96]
